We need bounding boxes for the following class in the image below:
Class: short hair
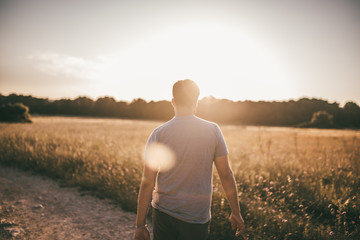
[172,79,200,107]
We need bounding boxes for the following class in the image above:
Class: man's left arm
[214,154,245,237]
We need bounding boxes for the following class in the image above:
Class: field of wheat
[0,116,359,239]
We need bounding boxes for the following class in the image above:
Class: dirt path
[0,166,151,240]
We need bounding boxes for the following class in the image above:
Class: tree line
[0,93,359,128]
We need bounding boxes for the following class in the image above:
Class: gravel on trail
[0,166,152,240]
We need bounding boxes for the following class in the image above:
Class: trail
[0,166,151,240]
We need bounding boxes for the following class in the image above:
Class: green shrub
[299,111,337,129]
[0,102,32,123]
[310,111,334,128]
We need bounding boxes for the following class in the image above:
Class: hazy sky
[0,0,359,105]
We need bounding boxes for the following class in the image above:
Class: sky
[0,0,359,105]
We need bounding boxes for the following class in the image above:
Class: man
[134,80,245,240]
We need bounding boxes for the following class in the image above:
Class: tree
[342,102,360,128]
[0,103,32,123]
[95,97,117,116]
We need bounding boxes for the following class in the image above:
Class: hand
[229,213,245,237]
[134,227,150,240]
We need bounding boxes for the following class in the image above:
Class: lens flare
[145,143,176,171]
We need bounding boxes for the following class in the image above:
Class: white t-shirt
[146,115,228,224]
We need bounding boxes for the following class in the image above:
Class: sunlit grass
[0,116,359,239]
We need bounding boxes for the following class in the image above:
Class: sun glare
[98,22,296,101]
[145,142,176,172]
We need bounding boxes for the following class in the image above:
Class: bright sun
[95,22,297,101]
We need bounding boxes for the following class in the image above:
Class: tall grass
[0,117,359,239]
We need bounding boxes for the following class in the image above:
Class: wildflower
[299,205,304,208]
[352,196,356,200]
[287,176,291,183]
[289,193,294,197]
[270,181,274,185]
[295,178,299,182]
[328,204,332,208]
[341,211,346,215]
[282,219,288,223]
[263,224,267,227]
[353,205,356,208]
[329,231,334,236]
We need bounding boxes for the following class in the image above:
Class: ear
[171,98,176,108]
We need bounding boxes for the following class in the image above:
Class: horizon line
[1,92,358,107]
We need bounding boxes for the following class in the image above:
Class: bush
[0,103,32,123]
[299,111,337,129]
[310,111,334,128]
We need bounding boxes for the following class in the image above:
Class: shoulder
[194,116,221,131]
[151,118,175,135]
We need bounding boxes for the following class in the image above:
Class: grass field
[0,116,359,239]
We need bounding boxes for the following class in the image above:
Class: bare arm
[134,164,157,240]
[214,155,245,236]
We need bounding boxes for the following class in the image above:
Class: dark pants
[152,208,210,240]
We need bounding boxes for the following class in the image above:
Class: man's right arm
[214,155,245,237]
[134,164,157,240]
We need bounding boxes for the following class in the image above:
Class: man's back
[147,115,228,224]
[134,80,244,240]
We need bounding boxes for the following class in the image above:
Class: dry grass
[0,116,359,239]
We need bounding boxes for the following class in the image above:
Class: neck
[175,107,195,117]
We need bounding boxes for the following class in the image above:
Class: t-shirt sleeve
[144,129,158,158]
[214,124,228,157]
[146,129,158,146]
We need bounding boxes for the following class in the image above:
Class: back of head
[172,79,200,108]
